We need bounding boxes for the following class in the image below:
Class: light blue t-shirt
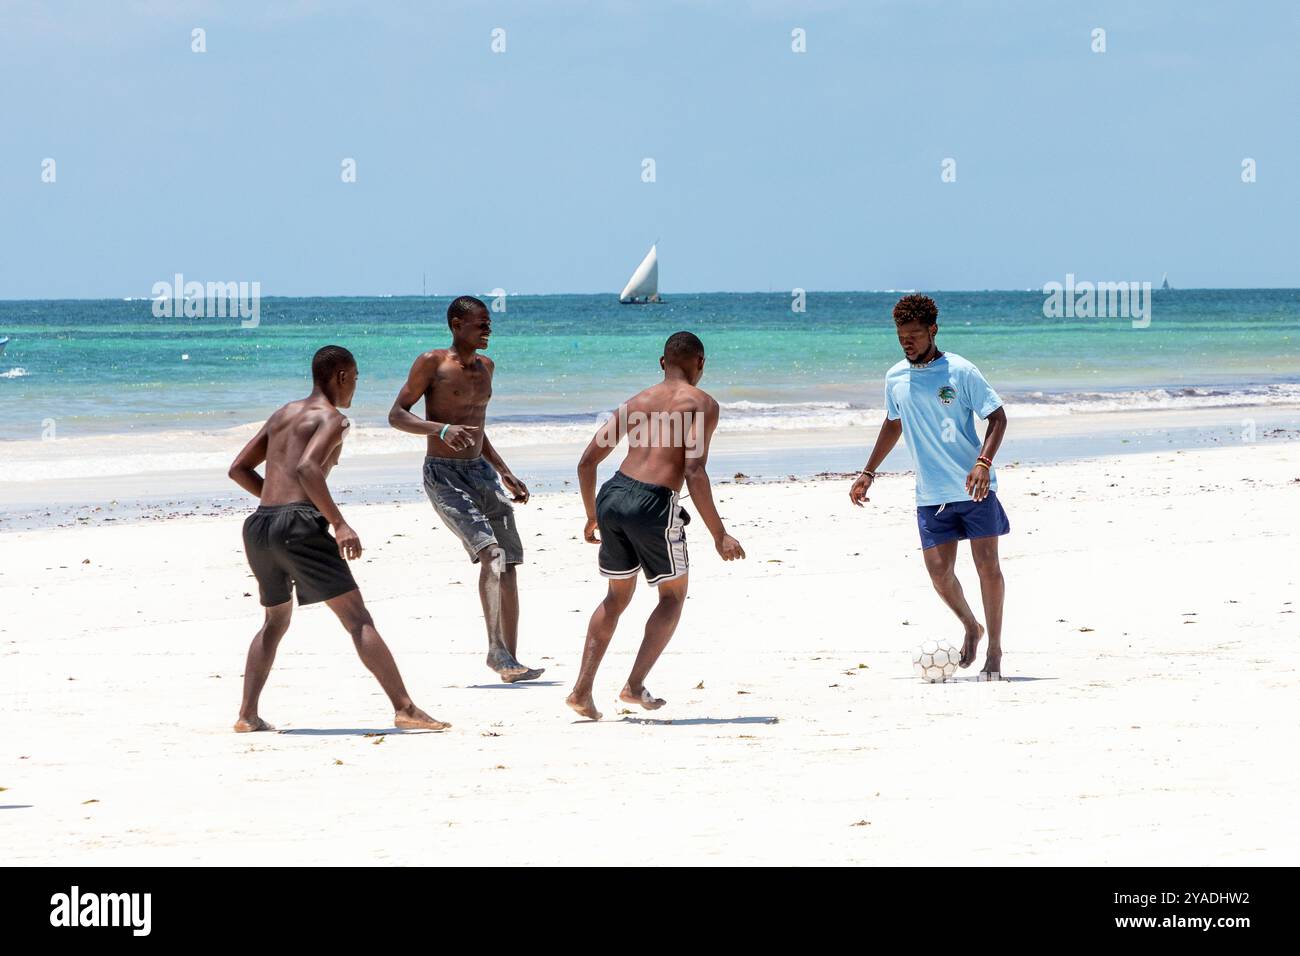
[885,352,1003,506]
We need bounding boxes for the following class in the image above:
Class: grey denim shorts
[422,455,524,565]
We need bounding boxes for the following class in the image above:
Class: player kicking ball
[227,345,449,732]
[849,295,1010,679]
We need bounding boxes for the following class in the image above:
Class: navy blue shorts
[916,492,1011,550]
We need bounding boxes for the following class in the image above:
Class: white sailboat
[1160,272,1171,290]
[619,243,661,304]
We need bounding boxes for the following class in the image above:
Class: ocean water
[1,290,1298,446]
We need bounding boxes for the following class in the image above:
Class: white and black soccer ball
[913,639,960,683]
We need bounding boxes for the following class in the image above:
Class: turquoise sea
[1,290,1298,444]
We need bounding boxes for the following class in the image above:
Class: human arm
[962,365,1007,502]
[849,416,903,506]
[965,406,1007,502]
[295,414,362,559]
[683,399,744,560]
[482,433,529,503]
[577,409,623,543]
[227,422,270,499]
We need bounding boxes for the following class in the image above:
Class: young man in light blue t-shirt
[849,295,1010,679]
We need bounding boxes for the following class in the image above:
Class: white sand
[3,442,1298,865]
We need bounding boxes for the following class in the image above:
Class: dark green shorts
[596,471,689,585]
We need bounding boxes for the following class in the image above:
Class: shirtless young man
[388,296,542,682]
[228,345,448,732]
[566,331,746,721]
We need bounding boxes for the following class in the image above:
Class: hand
[334,521,363,560]
[965,463,991,501]
[500,471,530,504]
[849,472,875,507]
[440,424,480,452]
[583,517,600,544]
[715,533,746,561]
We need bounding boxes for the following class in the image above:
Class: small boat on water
[619,243,661,304]
[1160,273,1171,290]
[0,336,9,354]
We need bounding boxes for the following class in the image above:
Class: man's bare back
[615,380,718,492]
[257,398,349,505]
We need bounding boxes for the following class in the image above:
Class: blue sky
[1,0,1295,296]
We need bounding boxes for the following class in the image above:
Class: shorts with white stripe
[595,470,689,585]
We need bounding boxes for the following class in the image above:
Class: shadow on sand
[618,715,780,727]
[464,681,563,690]
[275,728,443,737]
[889,675,1055,683]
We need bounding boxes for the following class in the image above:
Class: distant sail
[1161,273,1171,290]
[619,244,660,303]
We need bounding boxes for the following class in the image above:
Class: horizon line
[3,286,1299,303]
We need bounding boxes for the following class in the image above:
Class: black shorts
[242,501,358,607]
[596,471,689,585]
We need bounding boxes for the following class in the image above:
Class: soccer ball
[913,639,960,683]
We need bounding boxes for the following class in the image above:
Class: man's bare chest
[429,361,492,406]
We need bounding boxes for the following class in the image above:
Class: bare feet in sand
[960,622,985,668]
[979,651,1003,681]
[619,682,666,711]
[395,706,451,731]
[502,667,546,684]
[486,650,529,678]
[565,692,602,721]
[233,716,275,733]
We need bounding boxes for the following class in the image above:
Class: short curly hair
[893,294,938,328]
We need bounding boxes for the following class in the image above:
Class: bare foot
[979,650,1003,681]
[619,683,666,711]
[395,707,451,731]
[565,692,602,721]
[233,716,275,733]
[486,650,529,678]
[960,622,985,668]
[502,667,546,684]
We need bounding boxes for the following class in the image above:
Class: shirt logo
[937,385,957,406]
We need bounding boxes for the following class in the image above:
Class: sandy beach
[3,439,1297,866]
